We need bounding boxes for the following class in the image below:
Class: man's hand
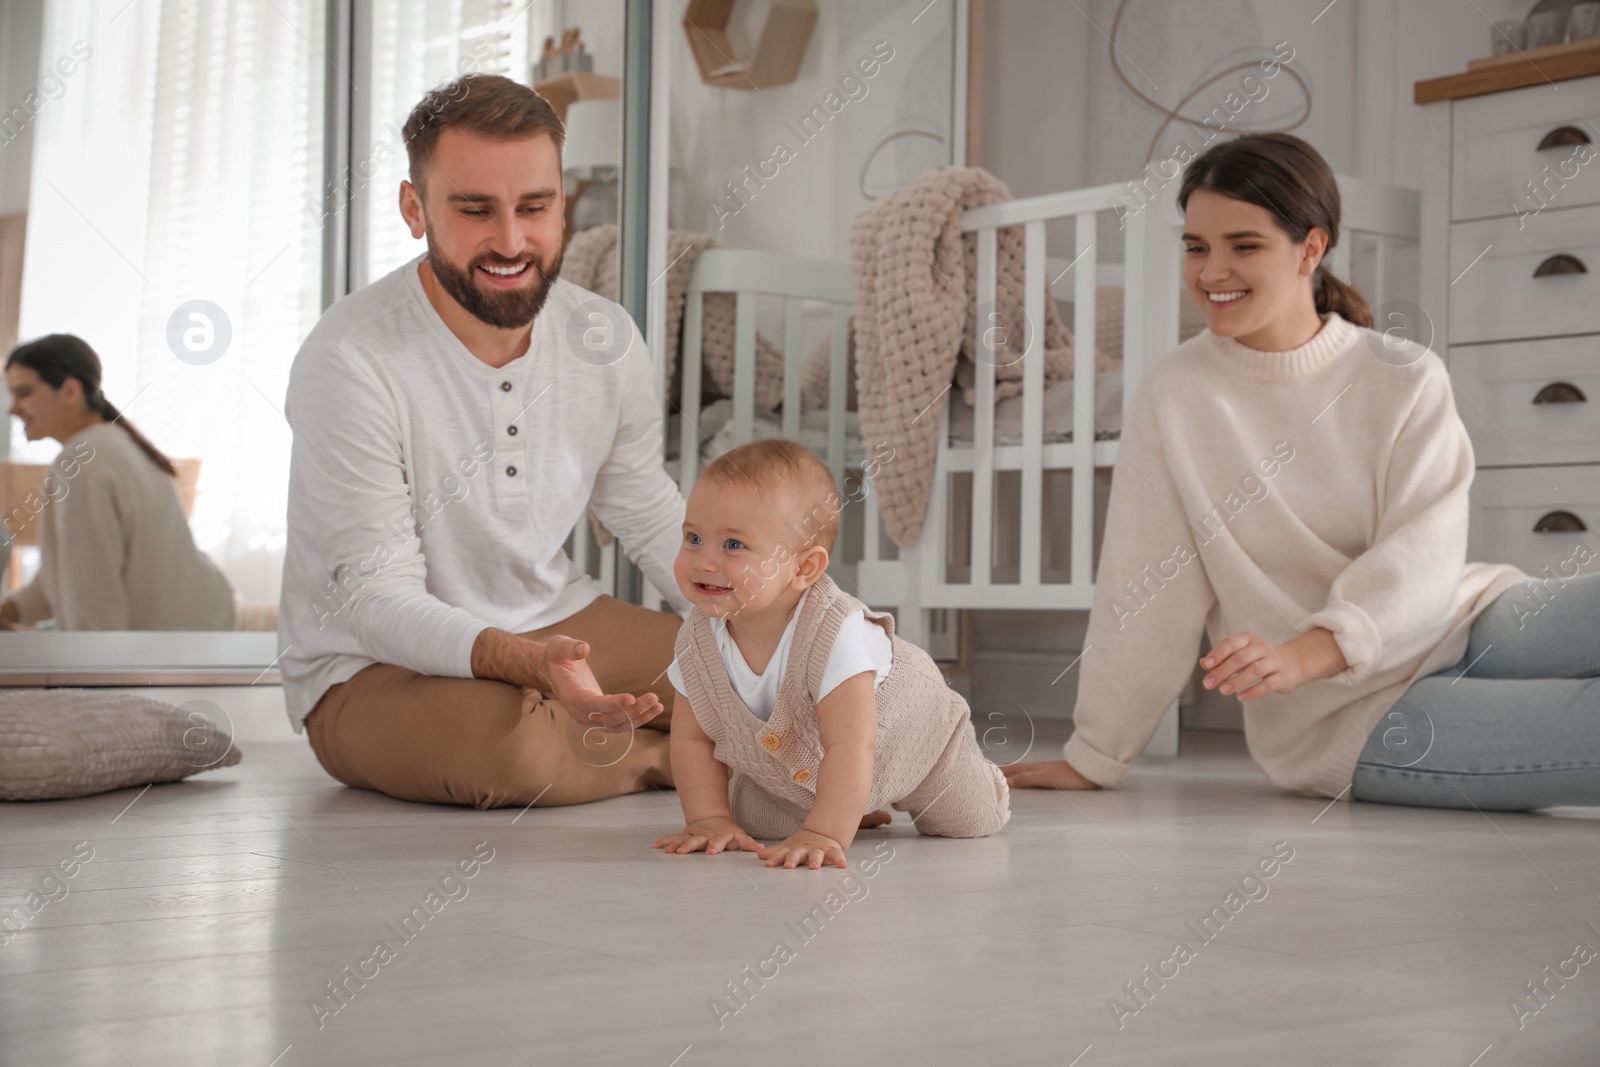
[758,828,848,870]
[540,635,662,732]
[1001,760,1101,790]
[1201,627,1345,701]
[471,628,660,731]
[653,816,761,856]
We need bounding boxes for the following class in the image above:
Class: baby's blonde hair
[699,438,840,554]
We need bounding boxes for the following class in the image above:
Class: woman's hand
[1000,760,1101,790]
[653,815,761,856]
[1200,629,1337,701]
[539,634,662,731]
[0,600,19,631]
[758,828,848,870]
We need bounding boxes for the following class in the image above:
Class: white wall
[976,0,1527,261]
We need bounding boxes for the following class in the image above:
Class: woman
[1004,133,1598,811]
[1,334,235,631]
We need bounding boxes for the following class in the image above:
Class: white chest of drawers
[1418,62,1600,582]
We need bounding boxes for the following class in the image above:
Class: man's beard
[425,234,564,330]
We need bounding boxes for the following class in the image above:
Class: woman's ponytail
[6,334,179,477]
[91,391,177,477]
[1314,267,1373,329]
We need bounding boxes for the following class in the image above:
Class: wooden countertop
[1416,38,1600,104]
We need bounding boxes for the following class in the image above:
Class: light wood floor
[3,725,1597,1066]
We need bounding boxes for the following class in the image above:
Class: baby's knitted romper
[672,573,1010,840]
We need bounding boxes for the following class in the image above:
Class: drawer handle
[1533,510,1588,533]
[1537,125,1592,151]
[1533,381,1587,404]
[1533,253,1588,277]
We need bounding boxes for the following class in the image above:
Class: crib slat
[680,287,705,495]
[863,477,881,564]
[572,518,590,574]
[1121,206,1179,408]
[971,226,998,589]
[1020,220,1046,587]
[1069,212,1098,593]
[780,295,800,438]
[599,532,617,596]
[828,303,848,490]
[1374,233,1395,307]
[733,290,757,444]
[925,406,951,600]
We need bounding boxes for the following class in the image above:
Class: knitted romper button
[792,768,811,783]
[762,733,781,751]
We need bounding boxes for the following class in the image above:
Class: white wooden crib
[572,173,1423,758]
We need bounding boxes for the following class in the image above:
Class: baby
[652,438,1009,870]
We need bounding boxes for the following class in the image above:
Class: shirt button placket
[493,378,528,504]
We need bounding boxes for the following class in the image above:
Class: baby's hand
[653,816,761,857]
[758,828,847,870]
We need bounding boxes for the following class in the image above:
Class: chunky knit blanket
[851,167,1112,547]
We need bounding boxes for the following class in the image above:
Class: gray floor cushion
[0,689,242,801]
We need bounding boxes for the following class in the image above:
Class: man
[278,74,689,810]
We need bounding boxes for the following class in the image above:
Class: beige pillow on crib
[0,689,241,801]
[801,327,859,412]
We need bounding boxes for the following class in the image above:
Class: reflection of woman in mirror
[0,334,235,631]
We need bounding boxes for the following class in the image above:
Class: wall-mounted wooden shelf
[682,0,816,90]
[534,71,619,122]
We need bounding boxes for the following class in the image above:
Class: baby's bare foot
[858,810,892,829]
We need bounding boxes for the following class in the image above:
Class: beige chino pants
[304,595,681,810]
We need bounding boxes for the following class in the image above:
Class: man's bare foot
[858,810,892,829]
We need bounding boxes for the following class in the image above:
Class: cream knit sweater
[2,423,235,631]
[1062,311,1529,800]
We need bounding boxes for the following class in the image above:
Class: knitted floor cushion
[0,689,242,801]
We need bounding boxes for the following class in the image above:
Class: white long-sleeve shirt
[1062,311,1529,799]
[2,422,235,631]
[277,256,690,732]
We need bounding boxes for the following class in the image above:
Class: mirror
[0,0,960,679]
[0,0,630,677]
[657,2,961,603]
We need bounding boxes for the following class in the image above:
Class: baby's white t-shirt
[666,586,893,721]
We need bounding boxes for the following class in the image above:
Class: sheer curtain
[360,0,542,285]
[16,0,326,605]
